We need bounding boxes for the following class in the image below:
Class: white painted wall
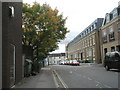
[0,1,2,89]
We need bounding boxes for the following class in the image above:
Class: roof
[67,18,103,47]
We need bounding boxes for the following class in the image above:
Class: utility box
[0,0,22,88]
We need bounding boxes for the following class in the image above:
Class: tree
[22,2,69,61]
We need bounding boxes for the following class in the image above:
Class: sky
[23,0,120,53]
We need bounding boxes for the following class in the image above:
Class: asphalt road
[51,64,119,88]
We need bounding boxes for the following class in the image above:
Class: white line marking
[88,77,92,80]
[104,84,112,88]
[52,71,59,88]
[54,70,69,88]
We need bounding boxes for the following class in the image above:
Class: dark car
[104,51,120,71]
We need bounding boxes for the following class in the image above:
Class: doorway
[81,53,83,60]
[9,44,16,87]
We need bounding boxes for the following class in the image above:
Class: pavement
[14,66,56,88]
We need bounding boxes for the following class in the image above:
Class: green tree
[22,2,69,61]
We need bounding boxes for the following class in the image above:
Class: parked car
[69,60,73,65]
[64,61,69,65]
[71,60,80,66]
[104,51,120,71]
[59,61,64,65]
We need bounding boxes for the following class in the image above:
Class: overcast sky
[23,0,120,53]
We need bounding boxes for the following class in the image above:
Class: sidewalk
[14,66,56,88]
[80,63,103,67]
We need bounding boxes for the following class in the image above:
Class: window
[109,26,115,41]
[111,47,115,52]
[113,9,118,19]
[93,35,95,45]
[92,25,94,30]
[87,29,88,33]
[116,45,120,52]
[94,23,96,29]
[118,23,120,31]
[106,14,110,23]
[109,14,113,20]
[84,31,86,35]
[104,48,107,55]
[89,27,91,32]
[102,31,107,43]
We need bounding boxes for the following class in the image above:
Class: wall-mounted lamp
[9,6,14,17]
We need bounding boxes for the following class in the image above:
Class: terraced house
[66,18,103,63]
[101,4,120,64]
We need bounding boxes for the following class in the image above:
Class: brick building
[66,18,103,63]
[0,0,23,88]
[101,5,120,64]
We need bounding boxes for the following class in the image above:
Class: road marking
[88,77,92,80]
[52,71,59,88]
[11,85,15,88]
[53,70,69,89]
[95,80,112,88]
[104,85,112,88]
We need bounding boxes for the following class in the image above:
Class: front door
[9,44,15,87]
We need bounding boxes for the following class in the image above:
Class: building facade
[66,18,103,63]
[47,53,65,65]
[101,5,120,64]
[0,1,23,88]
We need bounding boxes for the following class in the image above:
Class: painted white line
[88,77,92,80]
[52,71,59,88]
[95,80,112,88]
[96,84,102,88]
[11,85,15,88]
[54,70,69,88]
[104,84,112,88]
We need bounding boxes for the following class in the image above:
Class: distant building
[100,5,120,64]
[0,1,23,88]
[47,53,65,65]
[66,18,103,63]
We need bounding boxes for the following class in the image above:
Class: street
[51,64,119,88]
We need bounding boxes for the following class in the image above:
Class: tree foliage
[22,2,69,60]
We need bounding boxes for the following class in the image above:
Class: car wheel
[105,65,110,71]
